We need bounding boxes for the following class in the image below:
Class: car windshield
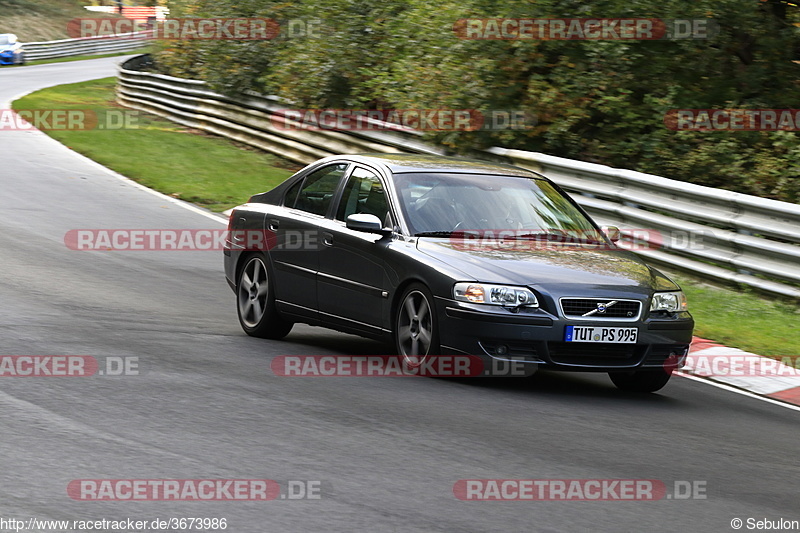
[393,172,599,239]
[0,36,9,46]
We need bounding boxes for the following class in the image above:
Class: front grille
[560,298,641,319]
[548,342,646,367]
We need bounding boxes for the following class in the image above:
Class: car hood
[416,238,679,296]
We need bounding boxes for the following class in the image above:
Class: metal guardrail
[117,55,800,299]
[117,55,442,163]
[24,32,150,62]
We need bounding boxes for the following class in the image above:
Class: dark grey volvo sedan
[224,154,694,392]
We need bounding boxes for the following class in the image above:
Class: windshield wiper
[414,231,456,237]
[502,232,605,244]
[415,231,606,244]
[502,232,563,240]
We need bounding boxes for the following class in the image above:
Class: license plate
[564,326,637,344]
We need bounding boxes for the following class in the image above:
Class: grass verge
[22,47,155,67]
[11,76,799,358]
[12,77,297,212]
[674,275,800,357]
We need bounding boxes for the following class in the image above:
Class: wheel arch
[234,251,258,286]
[389,277,429,326]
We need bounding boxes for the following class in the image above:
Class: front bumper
[436,298,693,373]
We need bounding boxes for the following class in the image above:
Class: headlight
[454,282,538,308]
[650,291,687,312]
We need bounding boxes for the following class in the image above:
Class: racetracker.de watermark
[453,18,716,40]
[680,354,800,377]
[64,229,275,251]
[270,109,535,131]
[67,479,323,501]
[68,18,280,40]
[0,356,139,377]
[274,355,479,377]
[453,479,707,501]
[0,109,138,131]
[272,355,537,378]
[665,109,800,131]
[447,228,711,252]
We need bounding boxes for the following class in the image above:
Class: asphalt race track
[0,58,798,533]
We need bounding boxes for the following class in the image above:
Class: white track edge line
[676,372,800,412]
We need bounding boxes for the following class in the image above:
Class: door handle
[268,219,280,231]
[322,232,334,247]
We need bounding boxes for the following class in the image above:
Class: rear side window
[284,180,302,208]
[285,163,348,216]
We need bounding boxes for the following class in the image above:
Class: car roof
[336,153,542,178]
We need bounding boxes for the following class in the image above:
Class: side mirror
[346,213,389,235]
[602,225,620,242]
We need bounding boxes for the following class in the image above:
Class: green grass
[12,77,297,212]
[3,48,154,69]
[22,47,155,67]
[674,275,800,357]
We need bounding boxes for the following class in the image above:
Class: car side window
[283,179,302,208]
[289,163,348,216]
[336,167,391,226]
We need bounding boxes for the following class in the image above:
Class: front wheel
[609,369,672,393]
[236,254,293,339]
[394,283,440,368]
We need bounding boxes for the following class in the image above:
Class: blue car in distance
[0,34,25,66]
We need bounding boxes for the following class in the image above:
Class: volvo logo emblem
[582,300,618,317]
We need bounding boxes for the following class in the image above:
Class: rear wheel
[236,254,293,339]
[394,283,439,368]
[609,369,672,393]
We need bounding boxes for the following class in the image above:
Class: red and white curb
[678,337,800,406]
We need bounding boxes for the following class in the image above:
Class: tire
[609,369,673,393]
[236,254,293,339]
[394,283,440,367]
